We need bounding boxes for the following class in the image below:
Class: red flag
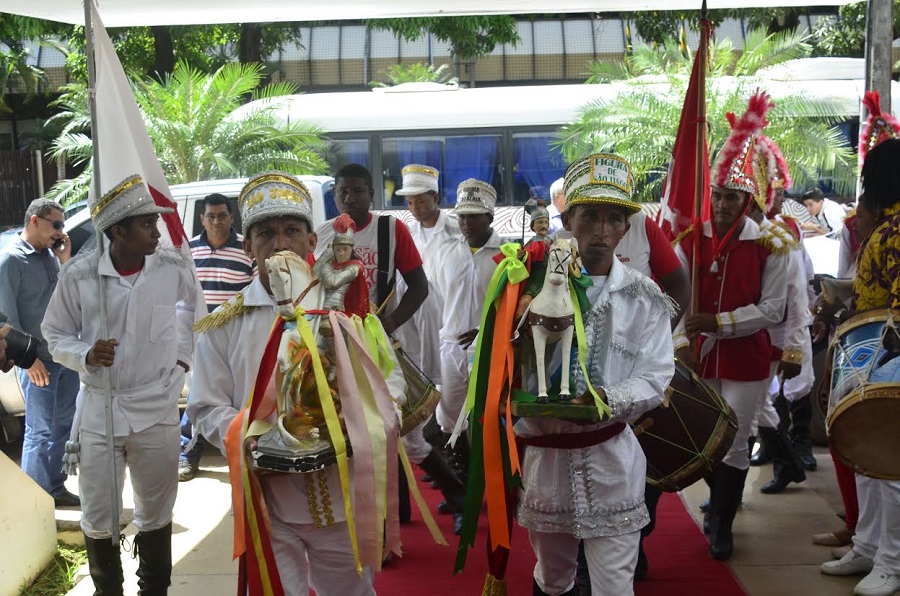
[658,20,712,246]
[90,1,190,257]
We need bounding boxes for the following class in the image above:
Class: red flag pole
[691,6,710,318]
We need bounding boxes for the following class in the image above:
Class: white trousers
[529,529,640,596]
[269,511,375,596]
[437,341,469,434]
[751,365,781,435]
[79,422,180,538]
[853,475,900,572]
[703,378,769,471]
[401,418,433,464]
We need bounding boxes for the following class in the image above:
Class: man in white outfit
[43,175,199,595]
[188,172,399,595]
[433,179,502,482]
[517,153,674,596]
[395,164,467,534]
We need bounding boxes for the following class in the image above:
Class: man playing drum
[673,91,789,561]
[820,135,900,596]
[395,164,468,535]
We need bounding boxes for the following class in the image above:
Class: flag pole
[690,1,709,318]
[83,0,120,547]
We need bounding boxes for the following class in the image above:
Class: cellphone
[52,238,65,251]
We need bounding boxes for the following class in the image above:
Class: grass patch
[20,543,87,596]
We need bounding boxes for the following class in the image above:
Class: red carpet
[374,468,748,595]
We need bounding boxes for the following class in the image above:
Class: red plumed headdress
[332,213,356,246]
[859,90,900,166]
[753,135,791,214]
[712,89,775,196]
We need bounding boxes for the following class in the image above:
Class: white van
[0,175,335,442]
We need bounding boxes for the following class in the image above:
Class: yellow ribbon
[294,308,361,574]
[398,441,448,546]
[362,313,395,378]
[569,282,612,419]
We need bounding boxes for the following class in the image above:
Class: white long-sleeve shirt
[434,230,501,342]
[187,276,405,525]
[42,246,197,436]
[515,258,674,538]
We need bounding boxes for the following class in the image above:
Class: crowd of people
[0,89,898,596]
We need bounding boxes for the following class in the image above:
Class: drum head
[828,383,900,480]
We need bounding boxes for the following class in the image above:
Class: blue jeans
[18,359,80,496]
[179,410,206,465]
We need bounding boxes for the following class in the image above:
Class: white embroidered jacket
[515,258,675,539]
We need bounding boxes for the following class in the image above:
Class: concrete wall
[0,452,57,596]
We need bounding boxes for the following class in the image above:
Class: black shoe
[421,474,432,483]
[703,511,712,535]
[54,490,81,508]
[453,513,463,536]
[437,500,452,515]
[699,498,710,512]
[761,467,806,494]
[749,443,771,466]
[708,465,748,561]
[797,448,818,471]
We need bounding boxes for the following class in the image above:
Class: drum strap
[517,422,626,449]
[376,215,395,308]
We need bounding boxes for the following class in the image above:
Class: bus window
[326,139,370,171]
[382,134,503,208]
[512,133,567,205]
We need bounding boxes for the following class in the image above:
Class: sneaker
[822,550,875,576]
[855,568,900,596]
[53,490,81,508]
[178,459,199,482]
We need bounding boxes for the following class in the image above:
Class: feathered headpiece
[332,213,356,246]
[712,90,775,196]
[753,135,792,214]
[859,90,900,166]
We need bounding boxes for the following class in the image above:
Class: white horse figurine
[265,251,327,448]
[527,238,576,403]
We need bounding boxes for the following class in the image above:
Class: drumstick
[374,288,397,317]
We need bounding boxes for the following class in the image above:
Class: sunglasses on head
[38,215,65,231]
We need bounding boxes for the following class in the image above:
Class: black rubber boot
[762,397,807,494]
[790,395,817,471]
[134,523,172,596]
[419,449,466,535]
[709,465,748,561]
[398,459,412,524]
[575,541,591,595]
[635,484,662,580]
[702,468,718,535]
[448,432,471,485]
[84,534,125,596]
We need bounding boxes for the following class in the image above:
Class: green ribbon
[499,243,529,285]
[569,279,612,419]
[362,314,395,379]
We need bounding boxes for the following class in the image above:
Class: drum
[631,360,737,492]
[826,310,900,479]
[395,343,442,436]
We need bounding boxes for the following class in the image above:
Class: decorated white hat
[90,174,173,232]
[454,178,497,215]
[395,164,440,196]
[239,171,314,236]
[564,153,640,214]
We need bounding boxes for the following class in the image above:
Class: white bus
[243,57,900,240]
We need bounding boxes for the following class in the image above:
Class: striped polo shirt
[190,229,255,313]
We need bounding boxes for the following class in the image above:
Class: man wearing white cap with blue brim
[395,164,468,533]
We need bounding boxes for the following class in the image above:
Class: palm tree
[559,29,856,203]
[370,62,459,87]
[46,61,328,205]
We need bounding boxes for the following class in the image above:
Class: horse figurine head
[265,250,321,319]
[545,238,574,287]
